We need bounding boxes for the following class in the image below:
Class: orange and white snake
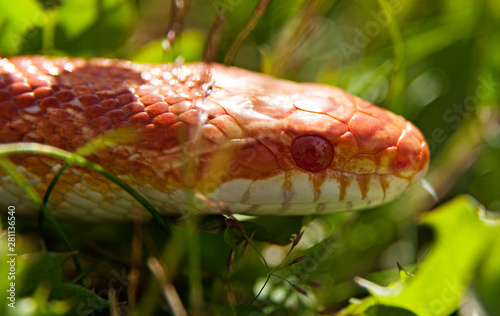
[0,56,429,220]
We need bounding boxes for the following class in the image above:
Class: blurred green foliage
[1,0,500,315]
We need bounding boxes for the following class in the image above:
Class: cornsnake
[0,56,429,220]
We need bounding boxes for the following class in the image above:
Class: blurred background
[0,0,500,315]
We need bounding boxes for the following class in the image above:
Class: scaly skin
[0,56,429,220]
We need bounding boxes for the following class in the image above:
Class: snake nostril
[291,135,334,172]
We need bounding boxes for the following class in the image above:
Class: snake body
[0,56,429,220]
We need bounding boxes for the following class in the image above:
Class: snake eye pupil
[291,135,333,172]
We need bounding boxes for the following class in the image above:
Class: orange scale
[46,133,68,148]
[187,136,219,155]
[7,83,32,95]
[179,109,202,125]
[22,156,52,177]
[12,93,35,108]
[77,95,100,107]
[107,109,128,124]
[134,86,155,97]
[0,90,11,102]
[115,121,131,129]
[145,102,169,118]
[129,163,156,183]
[375,147,399,174]
[101,99,122,111]
[277,131,293,152]
[65,76,89,87]
[116,93,138,105]
[236,143,279,173]
[332,132,359,170]
[95,151,117,166]
[138,124,168,143]
[27,78,50,89]
[169,101,192,114]
[9,119,31,134]
[292,95,333,113]
[168,121,189,139]
[343,155,377,175]
[200,124,227,144]
[139,94,164,106]
[209,115,247,139]
[361,103,407,130]
[24,132,44,143]
[33,87,54,99]
[253,95,295,119]
[156,135,179,150]
[92,117,113,132]
[284,110,348,139]
[277,152,296,171]
[109,159,131,175]
[0,128,22,142]
[325,99,357,123]
[91,82,113,91]
[80,126,99,141]
[59,168,80,184]
[69,113,90,128]
[164,94,185,104]
[84,105,107,118]
[389,155,411,176]
[129,112,151,127]
[54,90,77,102]
[0,75,15,85]
[226,161,265,179]
[348,112,401,154]
[70,135,87,148]
[95,90,117,99]
[46,108,70,125]
[59,100,83,111]
[397,131,422,156]
[80,172,111,192]
[153,113,179,128]
[206,106,226,119]
[0,101,19,120]
[57,122,78,139]
[36,121,56,138]
[50,84,68,92]
[122,102,145,116]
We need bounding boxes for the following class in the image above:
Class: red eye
[291,135,333,172]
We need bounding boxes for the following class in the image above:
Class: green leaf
[475,232,500,314]
[355,195,499,316]
[366,305,418,316]
[0,0,47,54]
[57,0,99,40]
[54,0,134,55]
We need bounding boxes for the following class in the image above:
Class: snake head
[207,65,430,214]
